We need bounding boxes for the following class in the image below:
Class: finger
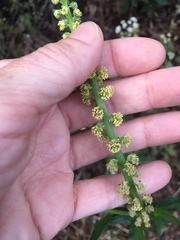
[70,111,180,170]
[100,37,166,77]
[72,161,172,221]
[0,59,15,68]
[60,67,180,132]
[0,22,103,115]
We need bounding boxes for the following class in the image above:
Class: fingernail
[69,22,100,44]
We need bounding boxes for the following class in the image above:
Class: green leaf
[110,215,131,225]
[155,0,169,6]
[90,214,113,240]
[151,211,164,237]
[128,224,145,240]
[156,197,180,211]
[120,0,130,14]
[106,207,129,216]
[155,208,180,225]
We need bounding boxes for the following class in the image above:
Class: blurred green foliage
[0,0,58,59]
[120,0,170,17]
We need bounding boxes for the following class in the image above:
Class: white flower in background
[115,16,139,37]
[130,16,138,22]
[132,22,139,29]
[122,22,128,29]
[167,51,175,60]
[127,27,133,33]
[115,25,121,34]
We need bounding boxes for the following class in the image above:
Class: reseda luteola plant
[52,0,154,234]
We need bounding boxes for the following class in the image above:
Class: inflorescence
[52,0,154,229]
[52,0,82,38]
[80,67,154,228]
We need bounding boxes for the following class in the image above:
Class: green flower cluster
[116,154,154,228]
[108,134,131,153]
[91,123,108,142]
[52,0,82,38]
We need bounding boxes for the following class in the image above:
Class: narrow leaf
[109,215,131,225]
[106,207,129,216]
[155,208,180,225]
[156,197,180,211]
[90,214,113,240]
[129,225,145,240]
[151,211,164,237]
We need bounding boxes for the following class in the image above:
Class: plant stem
[90,77,140,200]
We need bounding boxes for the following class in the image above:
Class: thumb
[0,22,103,113]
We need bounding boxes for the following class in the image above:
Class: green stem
[90,77,140,200]
[64,0,74,31]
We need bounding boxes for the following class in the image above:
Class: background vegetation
[0,0,180,239]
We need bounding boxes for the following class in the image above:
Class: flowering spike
[52,0,155,235]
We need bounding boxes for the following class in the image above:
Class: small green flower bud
[60,6,69,15]
[116,181,130,196]
[89,71,97,79]
[123,162,138,177]
[142,195,153,205]
[106,159,119,173]
[73,21,80,30]
[134,217,142,227]
[108,139,121,153]
[126,154,139,165]
[135,181,146,193]
[92,106,104,120]
[125,195,133,204]
[142,211,151,228]
[62,32,70,39]
[98,67,108,80]
[91,124,108,142]
[109,112,123,127]
[74,8,82,17]
[51,0,59,4]
[120,134,131,147]
[145,205,154,213]
[53,9,61,19]
[127,205,136,217]
[80,83,91,96]
[69,1,78,9]
[57,20,67,31]
[99,85,114,100]
[81,95,91,105]
[132,198,142,211]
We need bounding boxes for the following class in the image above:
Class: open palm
[0,23,178,240]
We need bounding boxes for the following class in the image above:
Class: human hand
[0,22,178,240]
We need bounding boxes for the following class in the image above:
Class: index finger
[100,37,166,77]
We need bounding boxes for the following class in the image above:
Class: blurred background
[0,0,180,239]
